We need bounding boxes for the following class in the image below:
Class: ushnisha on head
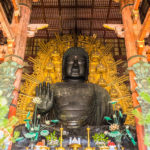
[62,47,89,81]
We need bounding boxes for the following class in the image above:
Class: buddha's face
[65,54,87,80]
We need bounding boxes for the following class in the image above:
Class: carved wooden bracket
[144,45,150,52]
[145,45,150,61]
[27,24,48,37]
[137,8,150,55]
[132,9,139,24]
[32,0,39,2]
[138,8,150,41]
[0,45,7,61]
[14,9,20,23]
[103,24,124,38]
[0,4,14,40]
[12,0,20,23]
[7,39,15,55]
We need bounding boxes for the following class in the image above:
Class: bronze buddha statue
[12,47,137,150]
[12,47,113,149]
[36,47,113,128]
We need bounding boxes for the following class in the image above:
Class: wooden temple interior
[0,0,150,150]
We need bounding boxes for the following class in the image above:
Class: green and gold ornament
[104,101,136,146]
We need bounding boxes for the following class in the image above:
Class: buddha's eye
[78,59,85,64]
[66,60,74,64]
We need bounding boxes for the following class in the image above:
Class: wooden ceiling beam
[32,35,119,39]
[44,27,116,31]
[32,5,119,9]
[30,17,122,21]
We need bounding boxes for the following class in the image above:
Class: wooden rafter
[117,37,121,55]
[27,0,123,41]
[31,38,35,56]
[90,0,95,36]
[58,0,62,34]
[132,0,142,24]
[40,0,49,40]
[103,0,113,41]
[11,0,20,23]
[133,0,142,11]
[29,0,122,40]
[0,4,14,39]
[74,0,78,46]
[12,0,18,10]
[138,8,150,41]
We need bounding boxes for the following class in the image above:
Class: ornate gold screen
[16,35,135,126]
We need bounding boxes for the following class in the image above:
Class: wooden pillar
[121,1,147,150]
[8,0,32,118]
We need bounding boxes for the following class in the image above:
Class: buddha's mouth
[71,68,80,74]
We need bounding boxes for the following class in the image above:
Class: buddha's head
[62,47,89,81]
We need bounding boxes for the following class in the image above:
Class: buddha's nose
[73,59,79,68]
[72,60,79,73]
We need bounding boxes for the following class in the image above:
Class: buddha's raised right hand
[36,82,53,113]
